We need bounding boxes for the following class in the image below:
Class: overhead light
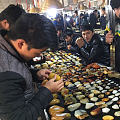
[46,8,57,18]
[41,0,63,12]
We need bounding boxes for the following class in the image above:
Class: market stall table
[34,50,120,120]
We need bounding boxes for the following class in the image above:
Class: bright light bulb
[46,8,57,18]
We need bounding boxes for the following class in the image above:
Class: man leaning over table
[0,13,64,120]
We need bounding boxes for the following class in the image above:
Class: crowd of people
[52,7,107,33]
[0,0,119,119]
[52,8,110,66]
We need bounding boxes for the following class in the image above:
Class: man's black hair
[56,25,62,31]
[75,10,78,15]
[93,9,98,13]
[101,7,105,11]
[110,0,120,9]
[64,29,74,38]
[80,13,84,17]
[64,29,73,37]
[81,25,94,32]
[0,4,25,27]
[7,13,58,50]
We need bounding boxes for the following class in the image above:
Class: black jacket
[77,34,110,66]
[113,22,120,72]
[61,34,79,54]
[0,71,52,120]
[0,35,53,120]
[100,15,107,30]
[115,34,120,72]
[89,13,98,29]
[105,20,120,72]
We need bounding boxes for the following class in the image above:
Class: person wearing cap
[105,0,120,72]
[0,13,64,120]
[76,25,110,66]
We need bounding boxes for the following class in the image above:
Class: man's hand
[43,75,64,93]
[76,37,84,48]
[37,69,51,79]
[67,45,72,50]
[106,31,114,44]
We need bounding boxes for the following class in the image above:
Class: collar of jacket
[0,35,25,62]
[84,33,100,46]
[116,17,120,24]
[66,39,73,45]
[0,29,8,37]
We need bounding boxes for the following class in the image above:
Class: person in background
[100,7,107,30]
[63,14,72,32]
[79,13,89,30]
[89,10,98,29]
[56,25,64,44]
[63,29,79,54]
[0,4,25,36]
[0,13,64,120]
[79,13,84,29]
[53,14,64,32]
[73,10,79,29]
[76,25,110,66]
[57,13,64,32]
[105,0,120,72]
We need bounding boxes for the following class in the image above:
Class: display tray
[48,77,120,120]
[34,50,120,120]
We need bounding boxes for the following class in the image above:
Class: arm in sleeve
[0,71,53,120]
[79,40,99,61]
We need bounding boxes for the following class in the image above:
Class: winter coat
[77,34,110,66]
[0,35,53,120]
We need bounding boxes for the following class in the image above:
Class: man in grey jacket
[0,13,64,120]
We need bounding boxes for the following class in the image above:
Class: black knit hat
[64,29,73,37]
[81,25,94,32]
[7,13,58,50]
[110,0,120,9]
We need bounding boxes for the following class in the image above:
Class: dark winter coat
[77,34,110,66]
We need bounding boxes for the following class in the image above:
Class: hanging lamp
[41,0,63,12]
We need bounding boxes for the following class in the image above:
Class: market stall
[33,50,120,120]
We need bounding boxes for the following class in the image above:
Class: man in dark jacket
[105,0,120,72]
[89,10,98,29]
[0,13,64,120]
[63,29,79,54]
[100,7,107,30]
[76,25,110,66]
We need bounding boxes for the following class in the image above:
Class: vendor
[76,25,110,66]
